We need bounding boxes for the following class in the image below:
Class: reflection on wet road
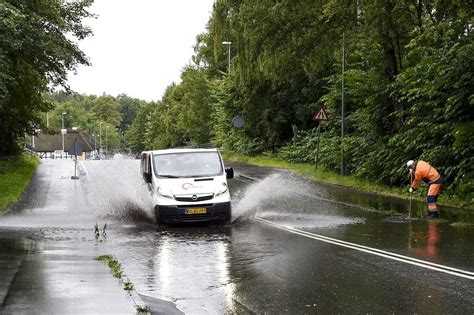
[106,225,238,314]
[231,170,474,272]
[0,158,473,314]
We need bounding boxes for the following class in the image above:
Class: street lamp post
[99,121,103,154]
[61,112,67,158]
[92,134,96,156]
[105,125,109,156]
[222,41,231,74]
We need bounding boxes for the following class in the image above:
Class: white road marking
[252,217,474,280]
[79,161,88,175]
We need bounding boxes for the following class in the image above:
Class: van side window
[141,153,153,183]
[147,155,151,174]
[141,153,149,174]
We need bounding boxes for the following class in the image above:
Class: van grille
[174,193,214,202]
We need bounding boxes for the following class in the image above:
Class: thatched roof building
[34,129,99,157]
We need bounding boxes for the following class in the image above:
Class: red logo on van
[182,183,193,190]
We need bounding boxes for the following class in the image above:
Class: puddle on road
[105,224,236,314]
[230,170,474,271]
[0,157,153,230]
[258,211,364,229]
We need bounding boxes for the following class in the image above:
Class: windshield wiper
[158,174,180,178]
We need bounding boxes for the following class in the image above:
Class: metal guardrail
[24,144,38,157]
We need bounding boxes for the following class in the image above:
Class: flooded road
[0,158,472,313]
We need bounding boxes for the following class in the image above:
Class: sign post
[68,138,83,180]
[232,115,246,154]
[311,106,329,168]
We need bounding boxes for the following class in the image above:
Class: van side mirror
[143,172,152,183]
[225,167,234,179]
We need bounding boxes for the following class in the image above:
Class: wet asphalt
[0,158,472,314]
[0,160,137,314]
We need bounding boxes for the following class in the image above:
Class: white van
[140,148,234,224]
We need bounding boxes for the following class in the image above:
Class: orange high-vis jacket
[411,160,440,189]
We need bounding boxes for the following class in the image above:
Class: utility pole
[341,32,345,176]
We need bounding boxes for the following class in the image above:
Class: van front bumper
[155,202,231,223]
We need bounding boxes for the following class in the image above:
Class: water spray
[231,172,363,228]
[81,156,155,222]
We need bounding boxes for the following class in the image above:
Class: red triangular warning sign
[312,107,329,122]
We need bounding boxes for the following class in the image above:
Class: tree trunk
[382,0,403,130]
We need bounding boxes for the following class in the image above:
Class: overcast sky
[66,0,214,102]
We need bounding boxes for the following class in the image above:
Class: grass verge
[0,155,40,213]
[97,255,123,278]
[223,152,472,210]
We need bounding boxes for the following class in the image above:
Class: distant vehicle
[140,148,234,224]
[54,150,63,159]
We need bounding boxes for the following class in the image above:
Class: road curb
[120,274,150,314]
[97,254,151,314]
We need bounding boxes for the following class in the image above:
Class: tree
[92,96,122,128]
[0,0,93,155]
[125,102,156,154]
[176,66,213,144]
[117,94,142,133]
[394,3,474,196]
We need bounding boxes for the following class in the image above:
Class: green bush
[0,156,39,212]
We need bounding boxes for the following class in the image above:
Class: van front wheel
[154,206,163,225]
[222,217,232,225]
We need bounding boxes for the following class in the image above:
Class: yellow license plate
[186,208,207,215]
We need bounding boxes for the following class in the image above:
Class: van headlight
[214,182,228,197]
[157,186,174,199]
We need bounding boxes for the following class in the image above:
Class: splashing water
[232,173,313,221]
[81,155,154,222]
[0,156,153,229]
[231,172,364,228]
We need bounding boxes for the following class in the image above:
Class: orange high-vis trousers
[427,184,441,212]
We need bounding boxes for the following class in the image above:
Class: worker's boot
[425,211,439,219]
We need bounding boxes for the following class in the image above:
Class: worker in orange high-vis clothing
[406,160,442,219]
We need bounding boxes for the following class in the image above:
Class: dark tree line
[128,0,472,201]
[0,0,93,154]
[45,92,146,153]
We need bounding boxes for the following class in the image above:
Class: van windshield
[153,151,223,178]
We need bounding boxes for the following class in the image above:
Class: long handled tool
[408,189,412,219]
[408,171,413,219]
